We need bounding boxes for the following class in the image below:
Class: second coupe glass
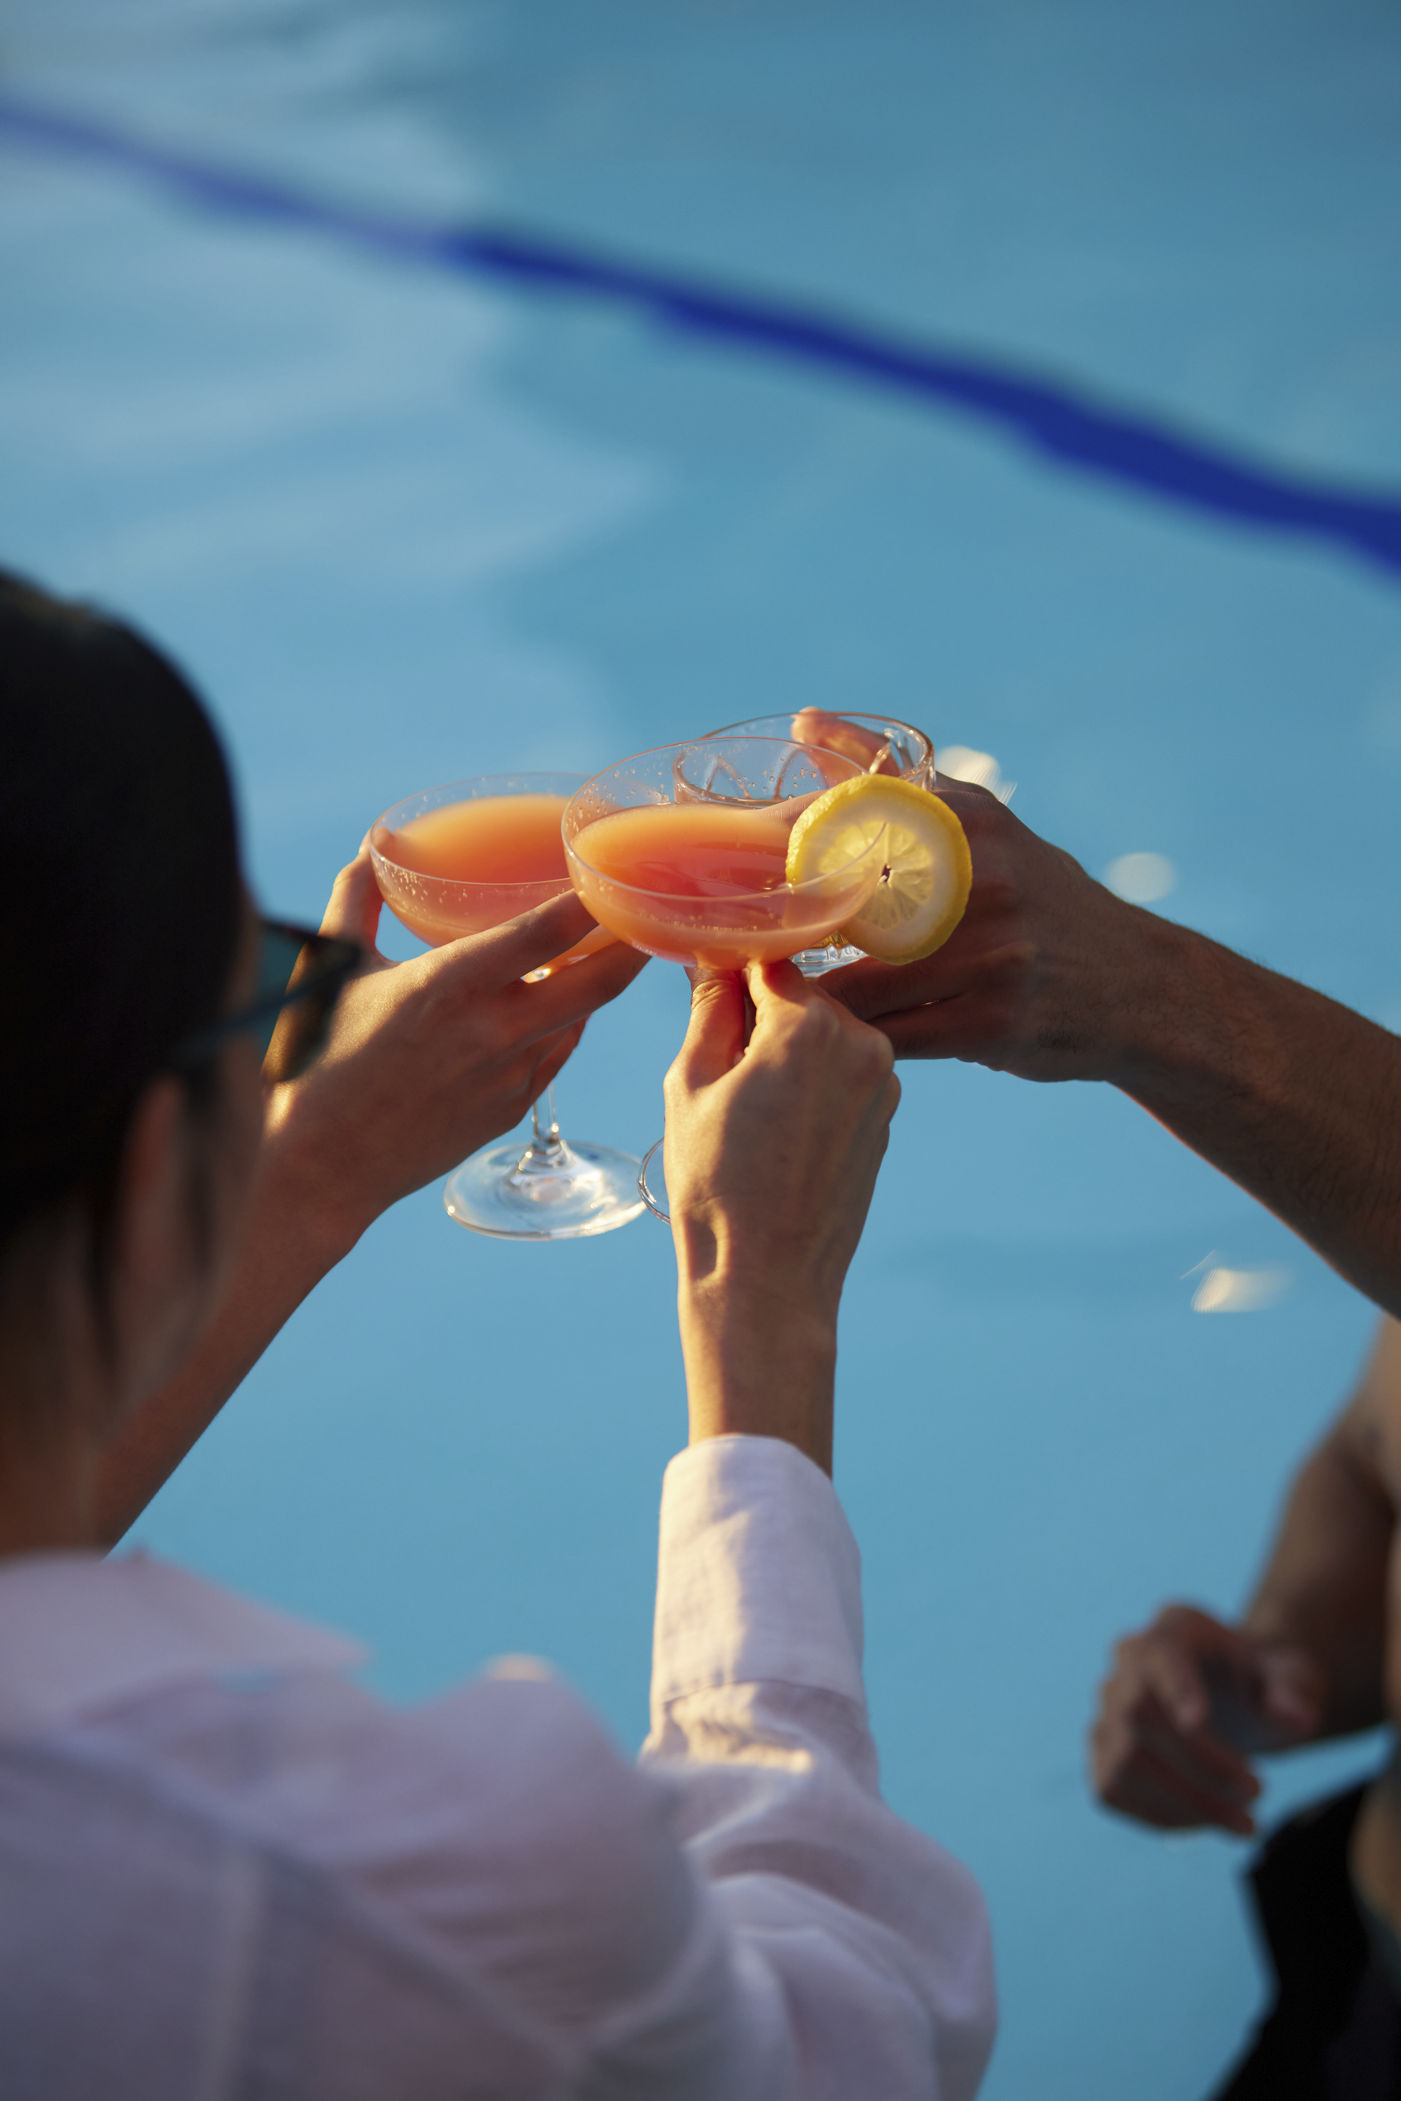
[371,772,645,1240]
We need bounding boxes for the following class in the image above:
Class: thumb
[743,957,820,1046]
[322,833,386,953]
[672,970,747,1089]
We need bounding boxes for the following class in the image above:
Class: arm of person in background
[824,777,1401,1322]
[1089,1316,1398,1837]
[93,845,644,1545]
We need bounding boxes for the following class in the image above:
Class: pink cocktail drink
[373,791,609,965]
[563,738,884,970]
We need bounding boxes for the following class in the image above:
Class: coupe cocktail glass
[562,737,887,1220]
[371,772,645,1240]
[703,710,935,972]
[562,737,885,967]
[709,708,935,785]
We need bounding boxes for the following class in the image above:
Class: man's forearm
[1110,919,1401,1322]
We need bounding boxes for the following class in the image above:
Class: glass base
[444,1134,646,1240]
[793,942,865,978]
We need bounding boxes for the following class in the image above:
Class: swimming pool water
[4,4,1401,2093]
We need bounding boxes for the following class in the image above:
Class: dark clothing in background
[1211,1782,1401,2101]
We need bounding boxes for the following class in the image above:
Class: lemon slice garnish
[785,776,972,963]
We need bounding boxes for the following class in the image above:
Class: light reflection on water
[3,7,1401,2101]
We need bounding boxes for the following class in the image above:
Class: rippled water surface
[4,5,1401,2093]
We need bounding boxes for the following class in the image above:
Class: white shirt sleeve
[597,1432,996,2101]
[52,1436,993,2100]
[260,1434,996,2098]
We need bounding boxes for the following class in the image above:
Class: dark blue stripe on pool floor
[5,91,1401,584]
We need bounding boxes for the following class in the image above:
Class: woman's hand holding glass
[265,840,645,1259]
[663,961,901,1475]
[369,772,651,1240]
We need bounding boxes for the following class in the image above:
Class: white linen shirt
[0,1434,994,2100]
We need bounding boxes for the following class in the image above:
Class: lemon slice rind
[784,776,972,964]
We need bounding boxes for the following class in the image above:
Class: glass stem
[525,1084,564,1162]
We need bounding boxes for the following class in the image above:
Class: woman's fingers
[741,957,823,1050]
[320,835,387,956]
[671,971,748,1091]
[418,894,647,1041]
[747,956,814,1007]
[510,932,649,1038]
[744,957,892,1056]
[431,890,600,984]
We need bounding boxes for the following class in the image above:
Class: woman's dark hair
[0,569,242,1274]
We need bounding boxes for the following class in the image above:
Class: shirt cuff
[651,1434,865,1711]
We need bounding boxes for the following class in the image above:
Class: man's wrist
[1094,913,1241,1094]
[1105,918,1378,1159]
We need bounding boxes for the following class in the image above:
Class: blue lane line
[5,92,1401,583]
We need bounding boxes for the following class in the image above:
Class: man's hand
[664,961,901,1472]
[824,776,1175,1085]
[265,841,647,1261]
[826,776,1401,1322]
[1091,1604,1326,1837]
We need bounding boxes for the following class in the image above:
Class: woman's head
[1,570,256,1421]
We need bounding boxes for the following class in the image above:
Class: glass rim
[562,735,888,906]
[706,709,934,765]
[370,771,587,892]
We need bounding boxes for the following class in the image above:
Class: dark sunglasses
[171,919,362,1084]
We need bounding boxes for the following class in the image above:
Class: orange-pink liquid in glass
[568,801,872,967]
[375,793,609,963]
